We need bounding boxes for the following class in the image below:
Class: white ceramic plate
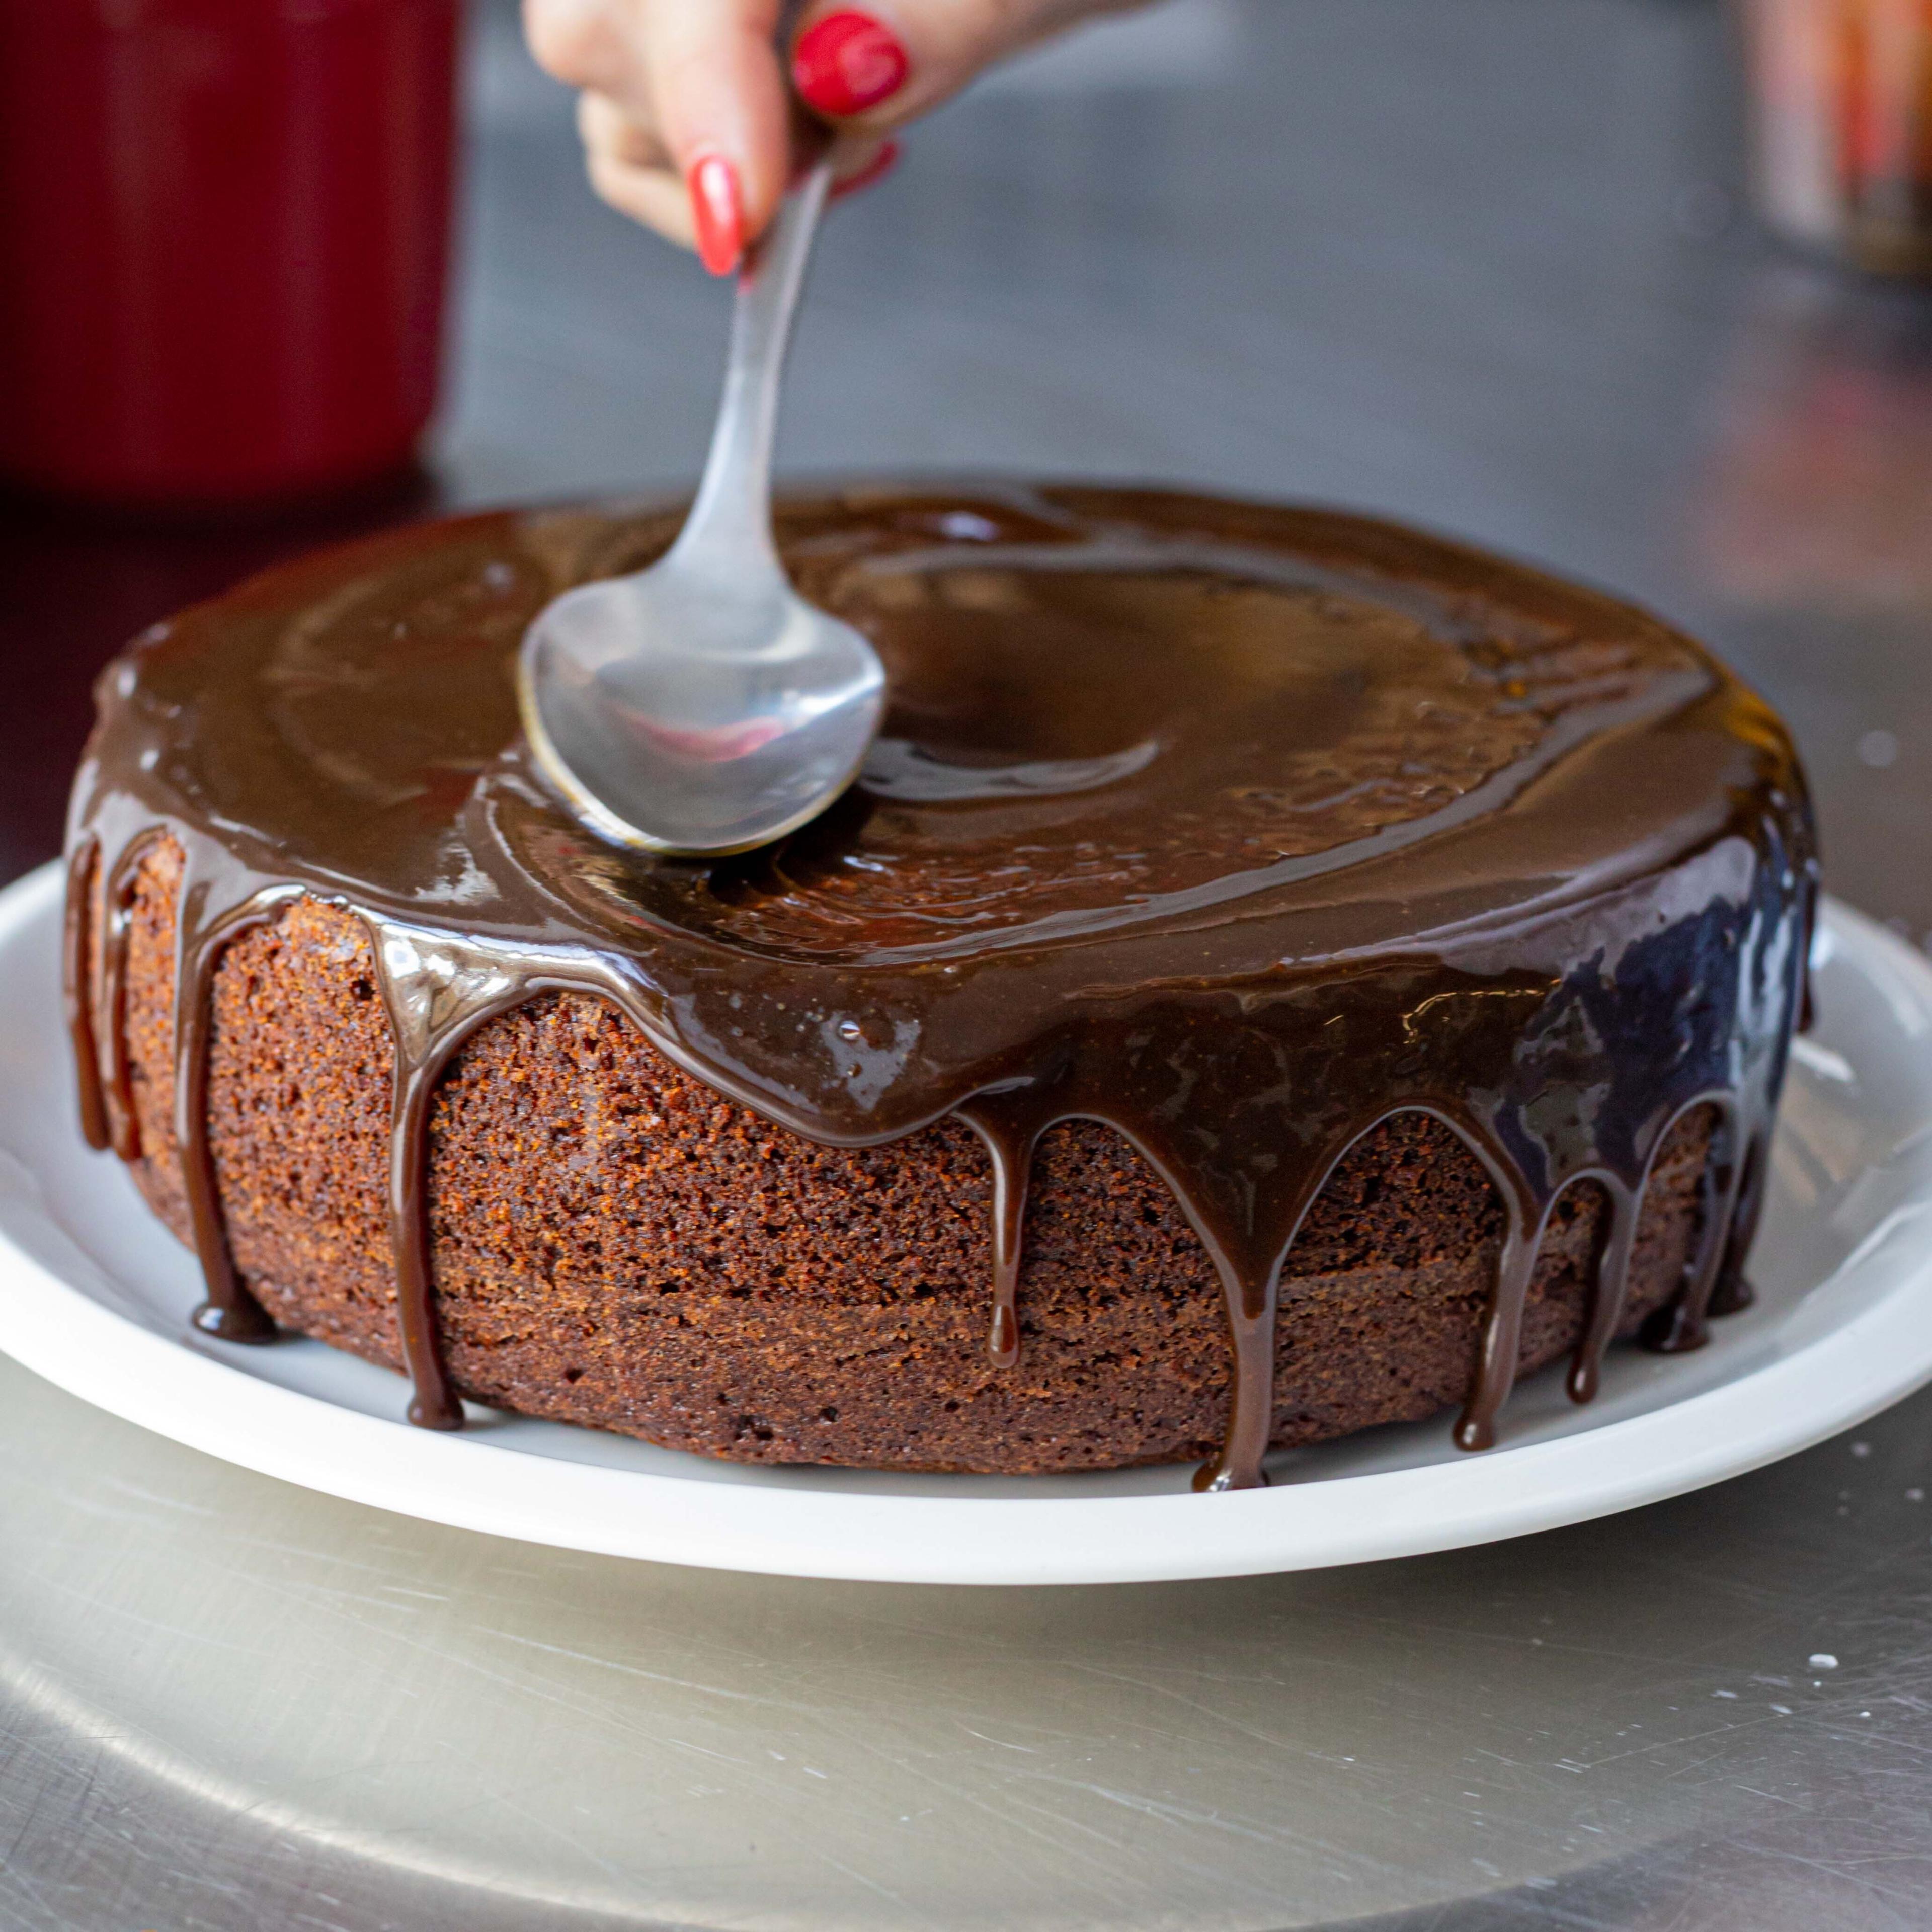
[3,860,1930,1585]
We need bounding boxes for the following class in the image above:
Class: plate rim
[3,858,1928,1586]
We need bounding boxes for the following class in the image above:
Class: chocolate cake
[63,484,1816,1488]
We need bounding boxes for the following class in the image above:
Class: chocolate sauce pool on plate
[64,485,1815,1489]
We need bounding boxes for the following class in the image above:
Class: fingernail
[687,153,742,276]
[830,140,900,201]
[792,11,910,117]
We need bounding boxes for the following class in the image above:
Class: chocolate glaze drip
[62,485,1816,1488]
[173,883,295,1343]
[956,1102,1036,1370]
[62,840,107,1156]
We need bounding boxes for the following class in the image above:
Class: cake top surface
[86,483,1775,968]
[75,482,1806,1151]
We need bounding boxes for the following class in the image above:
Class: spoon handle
[672,155,836,579]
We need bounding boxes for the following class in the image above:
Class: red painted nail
[830,140,900,202]
[687,153,743,276]
[792,11,910,117]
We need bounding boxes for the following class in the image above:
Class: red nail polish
[792,11,910,117]
[687,153,742,276]
[830,140,900,202]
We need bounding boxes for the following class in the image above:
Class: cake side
[112,838,1714,1473]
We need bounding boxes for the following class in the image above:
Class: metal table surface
[3,2,1931,1925]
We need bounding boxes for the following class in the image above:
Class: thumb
[789,1,1142,128]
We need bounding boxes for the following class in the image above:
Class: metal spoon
[517,156,885,857]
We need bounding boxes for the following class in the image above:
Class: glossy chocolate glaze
[64,484,1816,1487]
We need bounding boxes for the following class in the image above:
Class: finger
[632,0,792,272]
[578,91,691,244]
[790,0,1145,128]
[578,88,671,174]
[586,150,698,246]
[524,0,647,109]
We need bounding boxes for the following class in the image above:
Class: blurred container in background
[0,0,459,510]
[1743,0,1932,276]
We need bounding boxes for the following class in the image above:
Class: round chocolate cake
[64,484,1815,1487]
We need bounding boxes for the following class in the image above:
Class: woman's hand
[523,1,1152,272]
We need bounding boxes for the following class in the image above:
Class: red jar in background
[0,0,460,508]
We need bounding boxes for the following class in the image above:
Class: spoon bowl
[519,534,884,855]
[518,157,884,856]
